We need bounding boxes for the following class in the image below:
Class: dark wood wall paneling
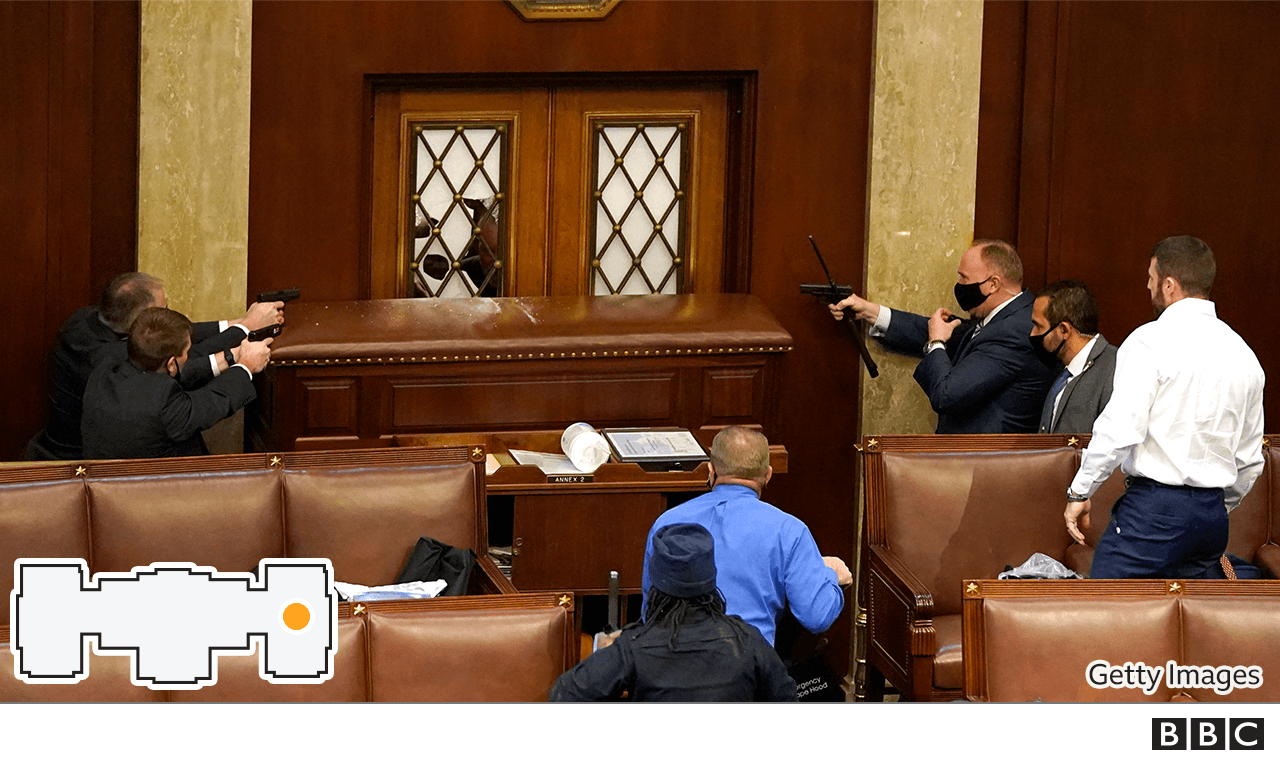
[249,0,876,671]
[1,1,139,457]
[976,1,1280,428]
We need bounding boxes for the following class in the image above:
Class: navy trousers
[1089,476,1229,579]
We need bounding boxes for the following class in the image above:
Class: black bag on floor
[395,536,476,596]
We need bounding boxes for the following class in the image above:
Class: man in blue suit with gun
[831,239,1054,433]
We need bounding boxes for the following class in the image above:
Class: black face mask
[953,277,993,312]
[1028,324,1067,369]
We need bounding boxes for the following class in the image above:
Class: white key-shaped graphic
[10,559,337,688]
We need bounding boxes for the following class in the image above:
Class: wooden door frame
[361,72,757,299]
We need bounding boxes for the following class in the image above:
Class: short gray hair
[709,426,769,481]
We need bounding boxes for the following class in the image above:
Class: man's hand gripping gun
[799,236,879,378]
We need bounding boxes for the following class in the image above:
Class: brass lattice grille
[589,120,690,295]
[409,122,508,297]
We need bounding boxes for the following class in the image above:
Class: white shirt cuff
[869,306,892,338]
[208,354,221,378]
[219,320,251,337]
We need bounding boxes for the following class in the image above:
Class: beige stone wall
[137,0,252,322]
[861,0,984,438]
[137,0,253,453]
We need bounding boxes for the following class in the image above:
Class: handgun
[256,288,300,304]
[801,236,879,378]
[247,324,283,342]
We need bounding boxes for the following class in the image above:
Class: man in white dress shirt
[1064,236,1265,578]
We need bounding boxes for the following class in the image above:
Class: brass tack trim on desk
[271,345,794,366]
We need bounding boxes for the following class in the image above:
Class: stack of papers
[508,449,591,475]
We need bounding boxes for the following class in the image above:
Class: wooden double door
[371,83,731,299]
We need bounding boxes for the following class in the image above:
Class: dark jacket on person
[1040,334,1118,434]
[878,290,1056,433]
[548,611,797,702]
[81,358,257,459]
[39,307,244,459]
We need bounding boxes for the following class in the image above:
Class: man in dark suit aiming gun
[81,307,272,459]
[829,239,1054,433]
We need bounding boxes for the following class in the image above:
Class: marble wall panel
[137,0,252,453]
[862,0,984,437]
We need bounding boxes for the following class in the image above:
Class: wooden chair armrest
[471,553,519,595]
[866,544,935,623]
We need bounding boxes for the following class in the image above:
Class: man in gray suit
[1030,280,1118,434]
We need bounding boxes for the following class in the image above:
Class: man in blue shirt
[641,426,849,645]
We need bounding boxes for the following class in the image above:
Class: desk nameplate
[547,474,593,484]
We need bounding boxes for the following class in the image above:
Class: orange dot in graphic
[283,602,311,631]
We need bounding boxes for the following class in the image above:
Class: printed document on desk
[508,449,591,475]
[602,429,706,462]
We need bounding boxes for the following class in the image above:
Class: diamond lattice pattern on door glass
[409,123,507,297]
[591,121,689,295]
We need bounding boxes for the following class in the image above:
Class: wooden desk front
[246,294,793,453]
[396,430,788,596]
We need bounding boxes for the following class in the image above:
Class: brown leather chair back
[980,596,1180,702]
[0,446,490,622]
[0,474,89,623]
[0,649,164,702]
[367,602,572,702]
[965,580,1280,702]
[88,469,283,576]
[171,618,368,702]
[284,462,479,586]
[0,595,573,702]
[1180,596,1280,702]
[880,448,1077,613]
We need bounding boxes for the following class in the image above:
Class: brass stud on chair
[353,604,366,615]
[558,595,572,607]
[270,456,282,467]
[1168,581,1183,594]
[75,466,87,476]
[965,582,979,596]
[1068,436,1080,447]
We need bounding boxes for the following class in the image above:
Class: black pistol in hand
[800,236,879,378]
[256,287,301,304]
[246,324,283,342]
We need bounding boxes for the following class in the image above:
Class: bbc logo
[1152,718,1264,750]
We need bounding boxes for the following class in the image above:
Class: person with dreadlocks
[549,523,796,702]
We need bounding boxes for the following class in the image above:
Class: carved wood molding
[506,0,620,22]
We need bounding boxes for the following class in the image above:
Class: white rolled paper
[561,422,611,472]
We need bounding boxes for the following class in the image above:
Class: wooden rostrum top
[267,294,794,367]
